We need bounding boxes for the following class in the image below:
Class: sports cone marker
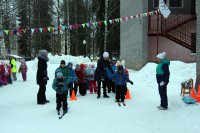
[125,89,131,100]
[190,88,196,99]
[70,90,77,101]
[195,85,200,102]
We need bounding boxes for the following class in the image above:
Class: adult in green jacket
[10,57,17,81]
[156,52,170,110]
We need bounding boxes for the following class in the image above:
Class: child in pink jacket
[18,61,28,81]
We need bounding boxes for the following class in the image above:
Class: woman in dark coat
[36,50,50,105]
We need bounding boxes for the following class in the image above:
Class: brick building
[120,0,197,70]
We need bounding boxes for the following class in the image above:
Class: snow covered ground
[0,55,199,133]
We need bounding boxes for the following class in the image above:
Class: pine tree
[17,0,30,56]
[32,0,54,54]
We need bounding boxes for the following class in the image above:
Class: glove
[129,81,134,85]
[160,81,165,86]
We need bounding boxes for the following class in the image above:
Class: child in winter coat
[106,61,117,93]
[112,65,133,103]
[52,72,69,114]
[0,62,7,85]
[67,62,78,97]
[18,61,28,81]
[6,63,12,84]
[86,64,97,94]
[75,64,87,96]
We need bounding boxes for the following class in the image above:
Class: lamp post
[83,40,86,56]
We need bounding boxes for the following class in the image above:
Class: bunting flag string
[0,10,158,36]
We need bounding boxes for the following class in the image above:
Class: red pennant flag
[35,28,39,33]
[112,20,115,24]
[122,17,126,22]
[18,29,22,34]
[43,28,47,33]
[58,26,62,31]
[98,21,102,26]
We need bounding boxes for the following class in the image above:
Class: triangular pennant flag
[69,25,73,30]
[115,18,120,23]
[10,31,13,36]
[31,29,35,33]
[47,27,51,32]
[0,30,3,35]
[125,17,129,21]
[135,15,139,18]
[13,30,17,35]
[86,23,90,28]
[18,29,22,34]
[112,20,115,24]
[4,30,9,35]
[82,24,86,28]
[51,27,55,32]
[119,18,123,22]
[39,28,43,33]
[145,13,148,16]
[122,17,126,22]
[98,21,102,26]
[109,20,113,24]
[35,28,39,33]
[62,26,66,31]
[130,16,134,19]
[58,26,62,31]
[22,29,26,33]
[92,22,96,27]
[54,26,58,31]
[104,21,107,26]
[43,28,47,33]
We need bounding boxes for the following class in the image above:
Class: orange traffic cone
[70,90,77,101]
[190,88,196,99]
[195,86,200,102]
[125,89,131,100]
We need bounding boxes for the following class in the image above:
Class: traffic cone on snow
[195,85,200,102]
[190,88,196,99]
[125,89,131,100]
[70,90,77,101]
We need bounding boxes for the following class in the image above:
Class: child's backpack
[182,95,197,104]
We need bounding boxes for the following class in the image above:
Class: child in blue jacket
[113,65,133,103]
[52,72,69,114]
[67,62,78,97]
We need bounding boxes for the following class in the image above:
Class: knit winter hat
[57,72,63,78]
[60,60,66,64]
[156,52,167,60]
[103,52,109,58]
[121,60,125,67]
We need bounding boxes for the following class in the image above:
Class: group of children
[0,58,28,87]
[52,59,133,114]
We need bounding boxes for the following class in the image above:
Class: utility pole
[104,0,108,51]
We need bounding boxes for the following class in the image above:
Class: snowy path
[0,61,200,133]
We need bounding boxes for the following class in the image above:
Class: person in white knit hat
[94,52,114,98]
[156,52,170,110]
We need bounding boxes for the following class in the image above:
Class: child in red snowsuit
[75,64,87,96]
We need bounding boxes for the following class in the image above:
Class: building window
[154,0,167,8]
[169,0,183,8]
[153,0,183,8]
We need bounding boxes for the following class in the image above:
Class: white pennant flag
[159,0,171,18]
